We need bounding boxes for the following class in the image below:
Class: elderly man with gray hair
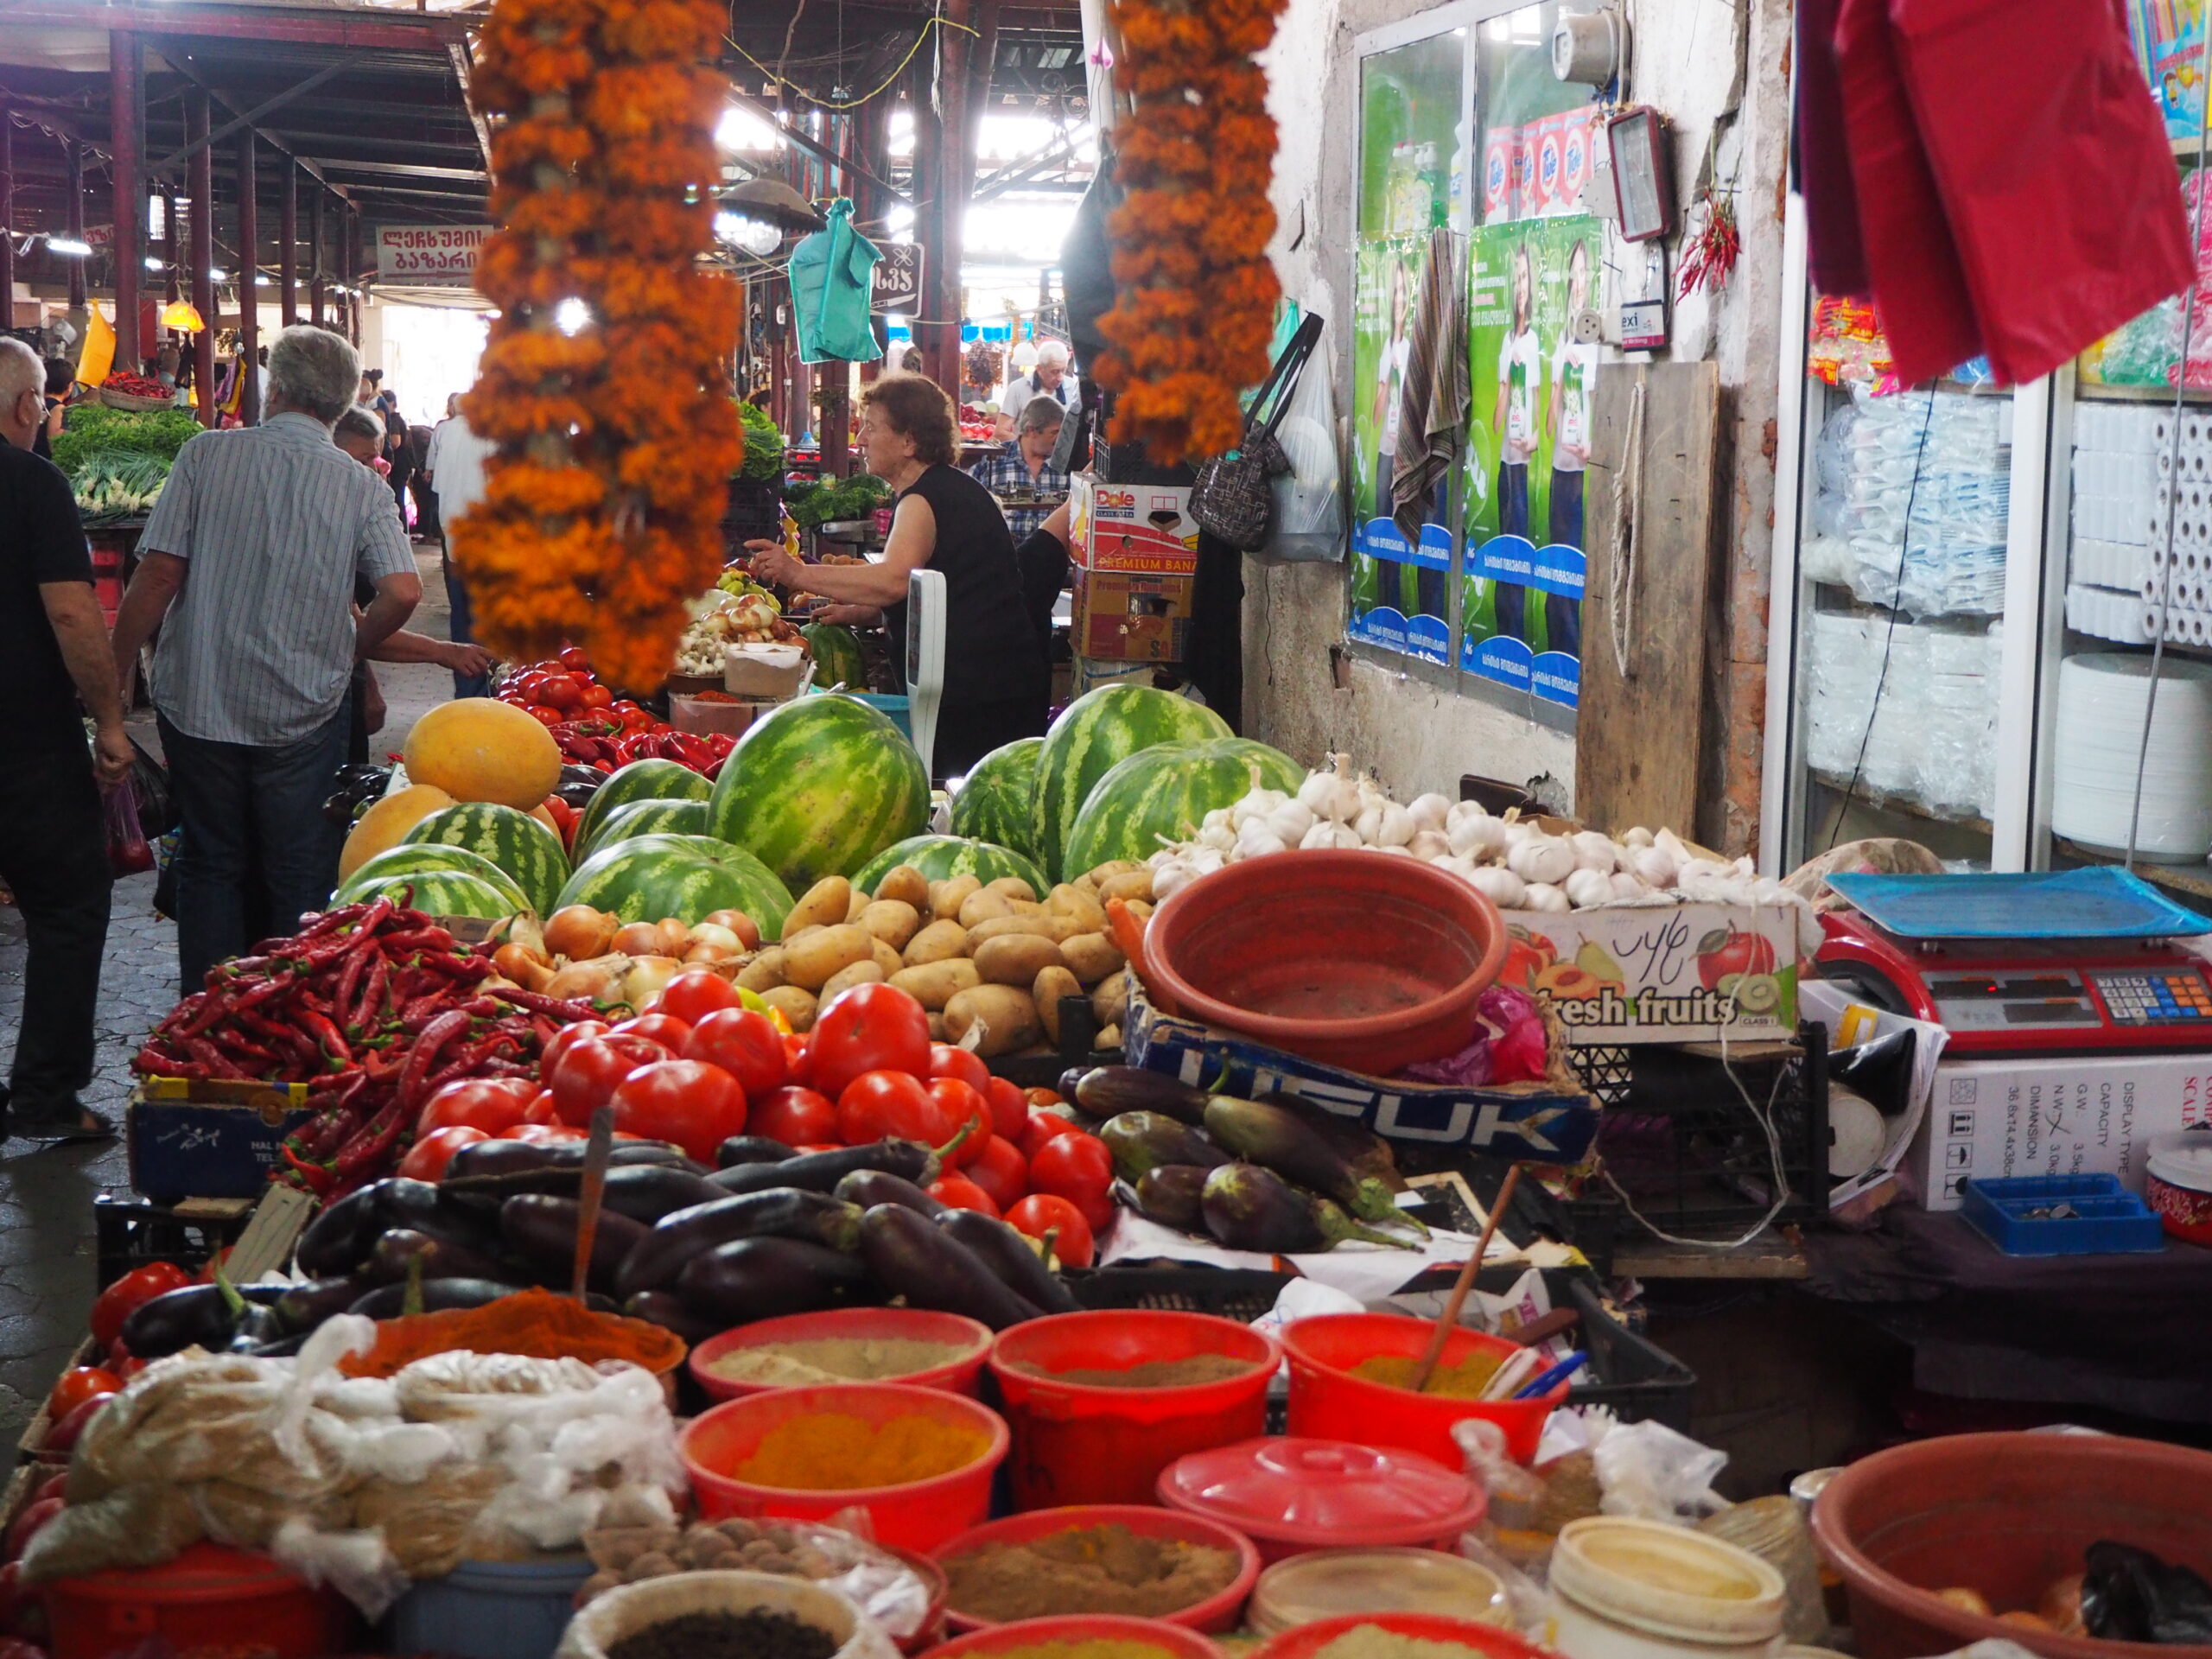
[969,393,1070,543]
[111,323,422,991]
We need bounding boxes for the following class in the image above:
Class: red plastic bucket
[1812,1430,2212,1659]
[988,1312,1278,1510]
[931,1503,1262,1634]
[919,1613,1228,1659]
[690,1307,995,1402]
[45,1541,346,1659]
[891,1548,951,1656]
[679,1382,1009,1554]
[1255,1611,1564,1659]
[1281,1313,1566,1467]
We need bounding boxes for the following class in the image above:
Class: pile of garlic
[1148,755,1810,916]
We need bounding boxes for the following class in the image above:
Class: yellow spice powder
[736,1412,988,1491]
[1350,1352,1505,1399]
[987,1644,1177,1659]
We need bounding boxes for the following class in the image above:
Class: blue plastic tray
[1827,867,2212,941]
[1958,1173,2165,1256]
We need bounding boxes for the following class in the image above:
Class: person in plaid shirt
[969,395,1069,542]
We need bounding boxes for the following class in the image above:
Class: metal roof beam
[149,56,356,175]
[0,6,465,52]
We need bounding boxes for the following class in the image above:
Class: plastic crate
[1959,1173,2164,1256]
[93,1192,254,1289]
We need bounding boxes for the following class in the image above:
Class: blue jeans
[158,706,350,991]
[443,555,490,699]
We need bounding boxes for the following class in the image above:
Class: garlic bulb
[1507,834,1577,887]
[1568,830,1620,874]
[1230,788,1288,830]
[1622,826,1656,849]
[1297,762,1361,824]
[1610,871,1650,901]
[1522,882,1572,913]
[1747,876,1797,907]
[1655,828,1694,865]
[1268,798,1318,845]
[1564,868,1616,909]
[1373,801,1416,847]
[1445,800,1491,834]
[1370,842,1414,856]
[1437,853,1478,878]
[1408,793,1452,833]
[1153,859,1196,899]
[1448,811,1510,861]
[1189,846,1227,875]
[1235,821,1288,860]
[1408,829,1451,862]
[1629,845,1679,888]
[1198,822,1236,854]
[1301,818,1363,851]
[1465,866,1528,909]
[1202,807,1231,832]
[1678,857,1734,884]
[1501,819,1536,850]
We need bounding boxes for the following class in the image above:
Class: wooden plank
[1615,1233,1810,1281]
[1574,360,1723,837]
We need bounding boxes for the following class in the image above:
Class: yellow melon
[339,784,455,883]
[530,801,562,836]
[403,698,563,810]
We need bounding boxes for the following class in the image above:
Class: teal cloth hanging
[787,198,885,365]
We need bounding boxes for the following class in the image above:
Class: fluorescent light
[144,256,164,271]
[553,296,590,335]
[254,274,271,287]
[207,268,227,282]
[47,237,92,257]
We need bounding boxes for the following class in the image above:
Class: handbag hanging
[1192,314,1324,552]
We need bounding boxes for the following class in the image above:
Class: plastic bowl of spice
[933,1504,1262,1634]
[692,1309,995,1402]
[913,1612,1230,1659]
[988,1312,1278,1510]
[556,1568,897,1659]
[680,1382,1010,1554]
[1252,1612,1562,1659]
[1279,1313,1567,1467]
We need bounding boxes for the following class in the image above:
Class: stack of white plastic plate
[2052,652,2212,860]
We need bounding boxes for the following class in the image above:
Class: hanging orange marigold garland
[456,0,742,690]
[1091,0,1288,467]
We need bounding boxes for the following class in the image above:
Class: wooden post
[237,130,258,424]
[65,137,86,312]
[279,160,297,328]
[310,189,326,326]
[0,98,16,330]
[345,207,360,345]
[188,90,215,427]
[111,30,143,370]
[163,190,180,305]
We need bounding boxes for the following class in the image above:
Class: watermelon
[1064,739,1306,876]
[1032,684,1233,880]
[400,802,569,915]
[803,622,867,692]
[556,833,796,937]
[334,843,535,914]
[709,696,929,889]
[575,798,711,864]
[572,759,712,856]
[851,835,1050,899]
[341,868,524,922]
[950,737,1042,858]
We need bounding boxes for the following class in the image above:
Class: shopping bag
[787,199,884,365]
[1192,315,1321,551]
[1260,321,1348,565]
[105,777,154,876]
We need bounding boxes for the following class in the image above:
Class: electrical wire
[726,11,976,111]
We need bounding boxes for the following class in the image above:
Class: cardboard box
[723,643,812,700]
[128,1078,315,1201]
[1482,127,1522,224]
[1497,902,1814,1044]
[1073,569,1193,664]
[1529,112,1567,214]
[1910,1050,2212,1210]
[1071,474,1200,575]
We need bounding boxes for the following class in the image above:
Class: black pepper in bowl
[606,1610,837,1659]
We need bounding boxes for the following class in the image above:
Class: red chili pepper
[298,1011,353,1067]
[357,954,391,1028]
[485,985,602,1021]
[181,1036,247,1078]
[281,1145,336,1195]
[399,1009,474,1112]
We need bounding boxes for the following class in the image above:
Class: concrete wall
[1245,0,1791,847]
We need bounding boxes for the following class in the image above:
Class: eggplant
[445,1139,702,1188]
[835,1169,946,1219]
[938,1210,1082,1313]
[225,1300,284,1354]
[857,1204,1041,1331]
[374,1179,501,1255]
[676,1237,873,1324]
[1198,1163,1416,1254]
[716,1135,799,1170]
[274,1274,372,1335]
[622,1291,724,1345]
[120,1283,289,1359]
[615,1188,865,1300]
[1203,1096,1415,1229]
[1254,1090,1401,1183]
[366,1228,519,1288]
[601,1164,728,1224]
[499,1195,650,1294]
[709,1139,933,1197]
[1130,1165,1211,1232]
[1100,1112,1228,1182]
[243,1332,309,1358]
[296,1181,391,1277]
[1063,1065,1211,1127]
[345,1278,525,1319]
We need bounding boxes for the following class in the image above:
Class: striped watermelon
[341,868,524,922]
[1065,739,1306,875]
[950,737,1041,858]
[400,802,569,915]
[556,833,796,937]
[573,759,711,855]
[852,835,1049,899]
[1032,684,1232,880]
[709,696,928,889]
[575,798,711,864]
[803,622,867,691]
[334,844,534,913]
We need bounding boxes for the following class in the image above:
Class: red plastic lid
[1156,1436,1486,1548]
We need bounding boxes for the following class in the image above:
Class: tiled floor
[0,542,461,1442]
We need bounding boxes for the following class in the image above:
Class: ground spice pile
[736,1411,988,1491]
[1350,1351,1505,1399]
[339,1287,685,1378]
[708,1336,978,1387]
[988,1644,1179,1659]
[607,1610,834,1659]
[1010,1353,1258,1389]
[945,1522,1241,1622]
[1314,1628,1495,1659]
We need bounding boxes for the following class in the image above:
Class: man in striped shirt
[111,325,423,989]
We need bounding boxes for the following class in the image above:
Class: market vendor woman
[747,373,1047,779]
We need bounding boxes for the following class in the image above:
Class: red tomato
[416,1077,537,1138]
[540,1019,608,1078]
[685,1008,789,1097]
[658,969,744,1027]
[501,1123,586,1144]
[523,1090,560,1125]
[610,1059,747,1162]
[558,645,591,673]
[809,983,931,1101]
[927,1077,992,1165]
[929,1044,991,1095]
[1019,1108,1084,1161]
[1027,1132,1116,1231]
[613,1012,694,1052]
[526,705,565,727]
[748,1085,839,1147]
[784,1032,812,1084]
[986,1076,1028,1142]
[399,1125,489,1181]
[964,1135,1029,1212]
[1005,1193,1096,1268]
[1024,1087,1066,1109]
[929,1173,1001,1217]
[549,1033,670,1126]
[47,1367,120,1421]
[836,1070,949,1147]
[538,675,584,711]
[578,683,613,710]
[90,1262,192,1351]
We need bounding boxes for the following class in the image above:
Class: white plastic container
[1548,1517,1785,1659]
[1248,1548,1511,1637]
[556,1570,896,1659]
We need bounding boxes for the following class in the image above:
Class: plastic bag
[105,777,154,876]
[2083,1542,2212,1644]
[1258,322,1346,564]
[1592,1420,1728,1521]
[130,737,176,839]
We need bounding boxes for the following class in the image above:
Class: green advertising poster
[1459,213,1599,709]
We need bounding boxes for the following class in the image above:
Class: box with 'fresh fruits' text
[1496,902,1811,1044]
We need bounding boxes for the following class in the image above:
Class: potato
[736,947,788,992]
[1125,899,1154,924]
[1046,885,1108,935]
[870,936,906,978]
[926,1013,950,1042]
[819,960,884,1002]
[968,913,1059,944]
[1097,869,1155,906]
[876,865,929,910]
[781,923,875,991]
[944,984,1043,1057]
[1059,931,1126,986]
[1086,860,1141,884]
[890,958,982,1011]
[1073,874,1100,898]
[1033,966,1082,1045]
[1091,969,1129,1027]
[903,918,971,966]
[859,899,921,950]
[976,933,1065,987]
[785,876,853,936]
[1097,1022,1122,1048]
[930,875,981,921]
[760,985,818,1032]
[957,889,1014,928]
[846,886,872,923]
[985,875,1038,903]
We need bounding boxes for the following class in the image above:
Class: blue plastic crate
[1959,1173,2165,1256]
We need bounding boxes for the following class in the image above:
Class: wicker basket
[99,386,175,412]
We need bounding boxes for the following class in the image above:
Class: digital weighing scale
[904,568,946,780]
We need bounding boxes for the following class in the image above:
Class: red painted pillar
[279,160,298,328]
[111,31,143,371]
[310,189,327,327]
[188,90,215,427]
[237,130,258,424]
[65,137,86,313]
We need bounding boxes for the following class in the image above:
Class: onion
[688,922,742,955]
[622,956,683,1011]
[612,920,662,957]
[492,944,554,989]
[652,918,691,958]
[703,909,763,950]
[683,941,734,966]
[544,905,618,962]
[544,955,626,1002]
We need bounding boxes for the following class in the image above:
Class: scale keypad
[2090,969,2212,1025]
